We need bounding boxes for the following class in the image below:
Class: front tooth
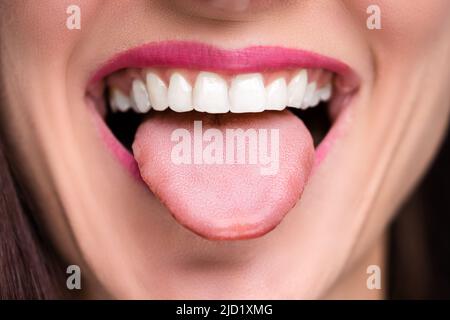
[301,82,317,109]
[318,83,332,101]
[131,79,151,113]
[266,78,287,111]
[168,72,193,112]
[229,73,266,113]
[110,88,131,112]
[193,72,229,114]
[146,72,168,111]
[287,69,308,108]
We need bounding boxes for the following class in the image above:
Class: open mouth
[86,41,359,240]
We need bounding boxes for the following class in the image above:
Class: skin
[0,0,449,299]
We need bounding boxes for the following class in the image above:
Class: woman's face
[1,0,449,298]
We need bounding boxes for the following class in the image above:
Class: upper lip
[88,40,360,92]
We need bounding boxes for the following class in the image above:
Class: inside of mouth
[104,102,331,151]
[97,67,335,152]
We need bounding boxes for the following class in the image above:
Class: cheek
[344,0,450,51]
[2,0,101,61]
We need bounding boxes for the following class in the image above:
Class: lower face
[1,0,449,298]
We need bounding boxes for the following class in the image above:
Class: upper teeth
[110,88,132,113]
[131,79,151,113]
[194,72,229,113]
[110,69,332,114]
[146,72,169,111]
[287,70,308,109]
[229,73,266,113]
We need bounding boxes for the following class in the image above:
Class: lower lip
[87,98,141,179]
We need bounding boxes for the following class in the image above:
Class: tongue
[132,110,314,240]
